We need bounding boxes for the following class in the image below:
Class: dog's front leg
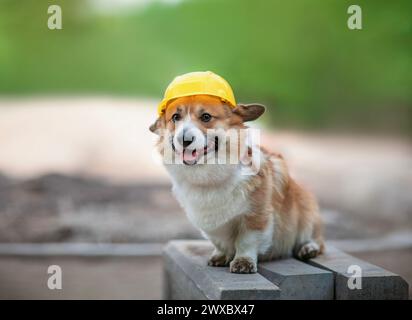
[207,238,234,267]
[229,229,259,274]
[207,248,232,267]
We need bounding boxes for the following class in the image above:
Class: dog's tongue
[183,149,197,163]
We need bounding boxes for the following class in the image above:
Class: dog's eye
[200,113,212,122]
[172,113,181,123]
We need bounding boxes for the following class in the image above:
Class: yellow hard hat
[157,71,237,116]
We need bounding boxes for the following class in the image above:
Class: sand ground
[0,249,410,299]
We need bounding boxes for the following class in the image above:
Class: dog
[150,94,324,273]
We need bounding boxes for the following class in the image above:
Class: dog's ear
[149,116,165,135]
[232,104,265,122]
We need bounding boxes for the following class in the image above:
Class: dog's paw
[296,241,320,260]
[229,257,257,274]
[207,253,230,267]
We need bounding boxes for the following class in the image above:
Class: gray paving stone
[258,258,334,299]
[307,245,409,299]
[163,240,409,300]
[163,240,280,300]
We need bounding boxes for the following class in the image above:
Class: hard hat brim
[157,93,236,116]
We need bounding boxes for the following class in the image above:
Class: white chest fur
[166,163,251,232]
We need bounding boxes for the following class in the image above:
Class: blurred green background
[0,0,411,133]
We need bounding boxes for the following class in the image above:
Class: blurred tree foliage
[0,0,411,133]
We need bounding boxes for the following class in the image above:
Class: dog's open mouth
[172,137,219,165]
[182,145,209,165]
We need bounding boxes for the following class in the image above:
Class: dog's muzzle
[171,135,219,165]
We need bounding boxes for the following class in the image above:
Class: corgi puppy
[150,95,324,273]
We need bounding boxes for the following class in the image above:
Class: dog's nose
[178,129,196,148]
[183,138,195,148]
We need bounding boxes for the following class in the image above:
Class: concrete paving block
[163,240,280,300]
[258,258,334,299]
[307,245,409,300]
